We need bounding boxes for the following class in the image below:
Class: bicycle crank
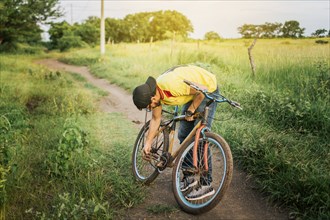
[156,152,172,171]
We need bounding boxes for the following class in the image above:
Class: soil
[36,59,289,220]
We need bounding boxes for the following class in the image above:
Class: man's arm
[144,105,162,154]
[185,87,205,121]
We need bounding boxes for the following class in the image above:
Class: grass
[1,38,329,219]
[58,38,329,219]
[0,54,145,219]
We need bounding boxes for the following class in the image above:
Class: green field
[1,38,329,219]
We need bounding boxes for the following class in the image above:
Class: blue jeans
[178,88,219,185]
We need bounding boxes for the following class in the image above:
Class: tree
[122,10,193,42]
[0,0,61,49]
[204,31,221,40]
[74,17,100,46]
[160,10,193,39]
[149,10,193,41]
[259,22,282,38]
[48,21,72,49]
[311,29,328,38]
[281,20,305,38]
[124,12,153,42]
[105,18,126,43]
[237,24,260,38]
[238,21,306,39]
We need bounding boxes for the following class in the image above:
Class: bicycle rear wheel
[172,132,233,214]
[132,120,169,185]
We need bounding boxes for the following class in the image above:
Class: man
[132,64,219,200]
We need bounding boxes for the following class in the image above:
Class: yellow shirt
[156,65,217,106]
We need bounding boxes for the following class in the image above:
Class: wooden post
[248,38,257,77]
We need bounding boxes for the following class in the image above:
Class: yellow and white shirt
[156,65,217,106]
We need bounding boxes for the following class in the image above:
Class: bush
[315,40,328,44]
[0,43,45,54]
[57,35,86,52]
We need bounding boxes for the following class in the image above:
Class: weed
[25,193,113,219]
[46,119,89,178]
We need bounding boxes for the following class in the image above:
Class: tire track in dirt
[36,59,288,220]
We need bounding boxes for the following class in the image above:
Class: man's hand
[143,143,152,155]
[185,115,195,121]
[185,110,195,121]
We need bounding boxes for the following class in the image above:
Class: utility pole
[100,0,105,55]
[70,4,73,24]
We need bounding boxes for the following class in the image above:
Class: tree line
[0,0,329,52]
[48,10,193,51]
[238,21,330,38]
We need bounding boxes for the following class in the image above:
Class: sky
[57,0,330,39]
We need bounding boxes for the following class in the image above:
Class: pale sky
[57,0,330,39]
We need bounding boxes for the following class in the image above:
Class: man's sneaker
[185,185,215,201]
[180,177,197,192]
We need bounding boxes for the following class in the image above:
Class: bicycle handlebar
[183,79,242,110]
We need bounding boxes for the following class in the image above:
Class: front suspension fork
[193,125,210,172]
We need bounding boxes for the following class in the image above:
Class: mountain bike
[131,80,242,214]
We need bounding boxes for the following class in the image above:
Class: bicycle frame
[144,81,241,172]
[158,105,211,171]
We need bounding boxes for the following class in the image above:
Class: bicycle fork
[193,125,210,172]
[193,106,211,173]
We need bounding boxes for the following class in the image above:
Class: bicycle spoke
[132,121,169,184]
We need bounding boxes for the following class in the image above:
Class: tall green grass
[60,38,329,219]
[0,54,145,219]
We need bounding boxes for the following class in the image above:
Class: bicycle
[131,80,242,214]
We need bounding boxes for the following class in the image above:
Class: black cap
[132,76,157,110]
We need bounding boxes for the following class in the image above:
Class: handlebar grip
[230,100,243,110]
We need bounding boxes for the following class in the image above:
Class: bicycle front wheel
[132,120,169,185]
[172,132,233,214]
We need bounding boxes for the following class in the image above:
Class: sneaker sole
[180,180,198,192]
[185,189,215,201]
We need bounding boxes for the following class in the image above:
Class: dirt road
[37,59,288,220]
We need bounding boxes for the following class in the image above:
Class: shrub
[57,35,86,52]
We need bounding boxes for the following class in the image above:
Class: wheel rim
[133,129,165,181]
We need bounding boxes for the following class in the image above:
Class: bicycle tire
[131,120,169,185]
[172,132,233,214]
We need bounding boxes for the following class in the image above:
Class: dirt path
[36,59,288,220]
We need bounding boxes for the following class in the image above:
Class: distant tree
[74,17,100,46]
[238,21,307,39]
[237,24,260,38]
[204,31,221,40]
[122,10,193,42]
[0,0,61,49]
[149,10,193,41]
[160,10,193,39]
[48,21,72,49]
[259,22,282,38]
[311,29,328,38]
[105,18,127,43]
[281,20,305,38]
[124,12,152,42]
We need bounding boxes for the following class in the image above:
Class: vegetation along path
[37,59,289,220]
